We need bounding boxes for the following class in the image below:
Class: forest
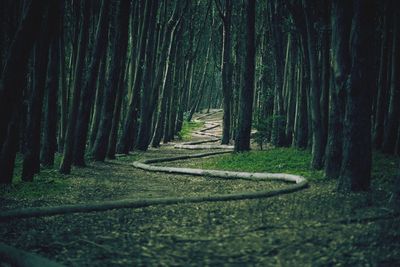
[0,0,399,266]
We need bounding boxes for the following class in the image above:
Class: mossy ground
[1,112,399,266]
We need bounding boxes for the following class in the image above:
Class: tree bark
[382,11,400,154]
[0,1,49,184]
[218,0,233,145]
[41,38,60,167]
[117,0,152,154]
[324,0,351,179]
[338,0,375,192]
[373,1,391,149]
[235,0,255,152]
[303,0,324,170]
[59,0,91,173]
[22,0,60,181]
[72,0,111,166]
[91,0,130,161]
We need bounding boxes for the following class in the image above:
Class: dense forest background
[0,0,399,194]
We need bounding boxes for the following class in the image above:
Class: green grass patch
[197,147,324,179]
[181,147,399,184]
[1,154,71,199]
[177,120,205,141]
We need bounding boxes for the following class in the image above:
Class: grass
[0,154,71,200]
[177,120,204,141]
[172,147,400,185]
[171,147,325,180]
[1,145,399,266]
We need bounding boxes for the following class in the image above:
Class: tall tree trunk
[219,0,233,145]
[91,0,130,161]
[117,0,152,154]
[151,23,180,148]
[270,0,286,147]
[59,20,67,153]
[139,1,184,151]
[338,0,375,192]
[373,1,391,149]
[0,1,49,184]
[382,12,400,154]
[22,0,59,181]
[73,0,111,166]
[89,55,107,149]
[59,0,91,174]
[324,0,351,179]
[234,0,255,152]
[303,0,324,170]
[293,47,308,149]
[41,37,60,167]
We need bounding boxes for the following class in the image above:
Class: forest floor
[1,110,400,266]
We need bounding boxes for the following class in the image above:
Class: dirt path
[0,109,399,266]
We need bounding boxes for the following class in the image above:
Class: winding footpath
[0,109,309,266]
[0,110,308,221]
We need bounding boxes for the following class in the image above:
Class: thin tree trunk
[234,0,255,152]
[117,0,152,154]
[382,12,400,154]
[373,2,391,149]
[91,0,130,161]
[41,38,60,167]
[303,0,324,170]
[59,0,91,174]
[73,0,111,166]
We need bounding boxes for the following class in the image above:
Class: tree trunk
[22,0,59,181]
[338,0,375,192]
[270,0,286,147]
[91,0,130,161]
[373,2,391,149]
[382,12,400,154]
[220,0,233,145]
[41,38,60,167]
[89,55,108,149]
[117,0,152,154]
[152,23,180,148]
[234,0,255,152]
[324,0,351,179]
[0,1,48,184]
[72,0,111,166]
[293,37,309,149]
[303,0,324,170]
[59,0,91,174]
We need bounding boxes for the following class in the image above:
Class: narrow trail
[0,110,308,221]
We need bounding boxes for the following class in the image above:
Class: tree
[215,0,233,145]
[41,26,61,167]
[338,0,375,192]
[59,0,91,174]
[382,11,400,155]
[117,0,152,154]
[303,0,325,170]
[73,0,111,166]
[324,0,351,179]
[92,0,130,161]
[234,0,255,152]
[0,0,49,184]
